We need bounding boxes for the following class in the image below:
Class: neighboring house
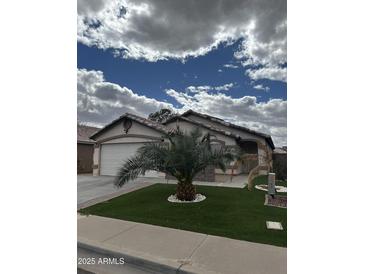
[273,147,287,154]
[273,147,287,180]
[77,125,100,174]
[89,110,275,181]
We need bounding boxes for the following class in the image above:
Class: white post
[268,173,276,196]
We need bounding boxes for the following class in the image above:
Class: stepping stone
[266,221,283,230]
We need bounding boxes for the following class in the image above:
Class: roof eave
[90,113,170,140]
[77,140,95,145]
[89,114,128,140]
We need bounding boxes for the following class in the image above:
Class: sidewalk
[78,215,286,274]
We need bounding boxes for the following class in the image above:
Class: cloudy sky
[77,0,287,146]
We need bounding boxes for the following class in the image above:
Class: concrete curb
[78,240,196,274]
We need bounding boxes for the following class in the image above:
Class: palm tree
[115,128,234,201]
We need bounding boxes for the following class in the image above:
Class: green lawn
[79,175,287,247]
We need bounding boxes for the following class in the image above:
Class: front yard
[79,175,287,247]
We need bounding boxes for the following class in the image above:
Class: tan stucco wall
[215,166,242,175]
[77,143,94,174]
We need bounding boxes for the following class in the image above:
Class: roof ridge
[181,109,271,138]
[90,112,172,139]
[126,112,169,126]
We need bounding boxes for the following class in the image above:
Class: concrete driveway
[77,175,158,209]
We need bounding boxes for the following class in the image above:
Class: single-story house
[77,125,100,174]
[89,110,275,181]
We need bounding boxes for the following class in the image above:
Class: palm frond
[115,155,147,187]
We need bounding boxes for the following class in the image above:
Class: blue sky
[78,41,286,106]
[77,0,287,145]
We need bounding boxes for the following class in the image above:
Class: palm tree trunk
[176,181,196,201]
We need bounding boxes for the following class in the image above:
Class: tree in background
[148,108,175,123]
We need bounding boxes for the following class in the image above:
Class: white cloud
[234,12,286,82]
[77,0,286,80]
[186,85,211,93]
[218,69,223,73]
[223,64,239,69]
[77,0,108,15]
[235,21,287,68]
[247,67,287,82]
[165,88,287,146]
[186,83,234,93]
[253,84,270,92]
[77,68,174,125]
[77,68,286,145]
[215,83,234,91]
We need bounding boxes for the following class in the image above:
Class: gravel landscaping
[167,193,206,203]
[255,184,287,193]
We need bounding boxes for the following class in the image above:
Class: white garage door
[100,143,161,177]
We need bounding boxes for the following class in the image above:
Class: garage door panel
[100,143,161,177]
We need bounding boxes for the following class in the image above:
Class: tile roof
[90,113,174,139]
[168,109,275,149]
[181,109,272,138]
[163,116,243,139]
[273,148,287,154]
[89,110,275,149]
[77,125,100,143]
